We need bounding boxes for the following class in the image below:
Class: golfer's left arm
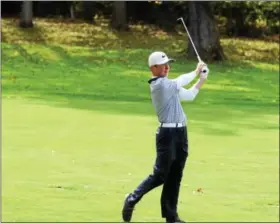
[173,70,198,87]
[172,61,206,87]
[179,78,206,101]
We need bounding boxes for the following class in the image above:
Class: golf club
[177,17,209,75]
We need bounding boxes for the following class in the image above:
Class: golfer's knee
[153,167,166,182]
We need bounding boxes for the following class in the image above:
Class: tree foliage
[2,1,279,37]
[212,1,280,37]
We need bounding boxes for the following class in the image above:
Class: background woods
[2,1,279,61]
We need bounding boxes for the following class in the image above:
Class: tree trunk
[187,1,225,61]
[19,1,33,28]
[83,1,95,23]
[226,7,234,36]
[70,3,75,20]
[111,1,128,31]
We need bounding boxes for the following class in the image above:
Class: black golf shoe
[122,193,136,222]
[166,215,187,223]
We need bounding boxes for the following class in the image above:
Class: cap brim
[158,58,175,65]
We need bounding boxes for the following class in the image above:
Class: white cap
[148,51,175,67]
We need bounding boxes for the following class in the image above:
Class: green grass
[1,18,279,222]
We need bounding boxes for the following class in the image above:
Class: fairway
[1,18,279,222]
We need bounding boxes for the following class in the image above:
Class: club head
[177,17,183,21]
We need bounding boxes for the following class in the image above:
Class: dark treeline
[2,1,279,38]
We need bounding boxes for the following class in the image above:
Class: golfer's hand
[195,61,207,75]
[200,65,209,80]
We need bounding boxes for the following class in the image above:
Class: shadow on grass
[2,42,279,136]
[2,19,46,44]
[2,17,279,64]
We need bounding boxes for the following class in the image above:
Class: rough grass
[1,17,279,222]
[1,17,279,63]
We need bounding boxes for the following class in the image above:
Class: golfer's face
[157,63,170,76]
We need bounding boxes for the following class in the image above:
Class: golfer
[122,51,208,223]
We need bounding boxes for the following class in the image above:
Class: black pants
[129,126,188,219]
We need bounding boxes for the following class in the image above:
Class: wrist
[199,77,207,81]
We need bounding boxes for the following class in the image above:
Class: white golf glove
[196,61,206,73]
[200,65,209,79]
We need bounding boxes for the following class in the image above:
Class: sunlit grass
[1,17,279,222]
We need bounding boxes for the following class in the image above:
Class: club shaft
[178,17,201,62]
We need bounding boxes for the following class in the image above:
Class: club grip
[202,67,208,73]
[201,66,209,79]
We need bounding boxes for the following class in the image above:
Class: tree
[187,2,225,61]
[19,0,33,28]
[70,2,75,20]
[83,1,95,23]
[111,1,128,30]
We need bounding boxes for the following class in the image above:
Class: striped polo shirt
[148,74,199,124]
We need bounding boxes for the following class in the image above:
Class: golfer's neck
[152,73,166,78]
